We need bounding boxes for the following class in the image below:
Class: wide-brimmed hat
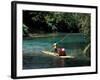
[53,43,57,46]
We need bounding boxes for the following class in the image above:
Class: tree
[23,10,90,37]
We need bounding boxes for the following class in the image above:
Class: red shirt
[57,48,66,56]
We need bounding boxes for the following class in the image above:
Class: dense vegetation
[23,10,90,37]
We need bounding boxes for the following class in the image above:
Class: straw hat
[53,43,57,46]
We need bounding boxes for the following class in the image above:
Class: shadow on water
[23,33,90,69]
[23,54,90,69]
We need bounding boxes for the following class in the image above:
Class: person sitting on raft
[53,43,66,56]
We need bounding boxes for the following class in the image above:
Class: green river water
[23,33,90,69]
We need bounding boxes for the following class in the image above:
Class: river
[23,33,90,69]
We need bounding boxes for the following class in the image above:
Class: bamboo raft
[42,51,75,59]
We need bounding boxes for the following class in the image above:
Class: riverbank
[24,33,85,38]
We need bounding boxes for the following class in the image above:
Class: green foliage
[23,24,29,37]
[23,11,90,39]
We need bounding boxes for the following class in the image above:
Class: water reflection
[55,58,65,67]
[23,34,90,69]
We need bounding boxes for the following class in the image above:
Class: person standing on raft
[53,43,66,56]
[53,43,58,53]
